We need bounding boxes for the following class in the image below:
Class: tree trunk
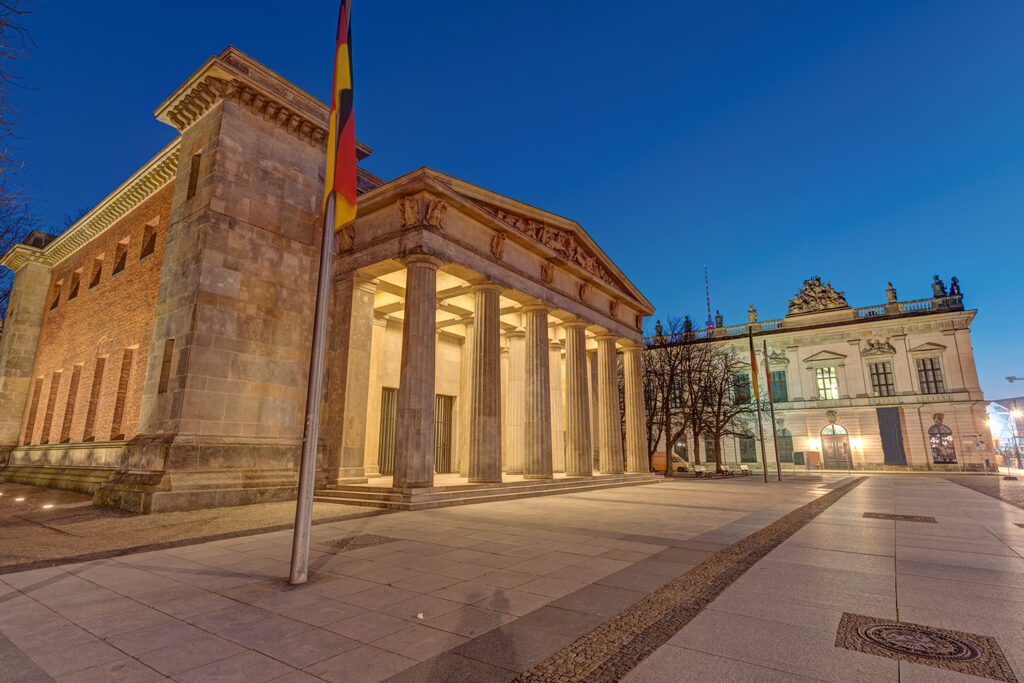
[663,405,673,478]
[713,436,724,473]
[691,425,701,465]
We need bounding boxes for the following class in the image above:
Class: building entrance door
[821,424,851,470]
[377,387,398,476]
[434,395,454,473]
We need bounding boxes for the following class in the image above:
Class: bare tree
[0,1,35,319]
[643,316,697,476]
[699,345,756,473]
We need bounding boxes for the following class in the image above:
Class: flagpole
[289,191,336,585]
[762,339,782,481]
[747,325,768,483]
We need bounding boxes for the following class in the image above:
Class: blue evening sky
[14,1,1024,398]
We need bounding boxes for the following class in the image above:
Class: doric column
[622,342,647,473]
[596,333,624,474]
[549,338,565,473]
[505,328,526,474]
[563,321,592,476]
[456,319,473,477]
[523,305,553,479]
[393,255,441,488]
[500,341,510,471]
[587,349,600,470]
[469,282,503,483]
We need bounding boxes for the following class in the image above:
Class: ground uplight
[14,497,25,501]
[42,504,54,509]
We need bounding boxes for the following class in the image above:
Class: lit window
[928,423,956,463]
[916,358,944,394]
[816,367,839,400]
[869,362,895,397]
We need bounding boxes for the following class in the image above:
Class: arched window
[929,424,956,464]
[777,428,794,463]
[672,437,688,460]
[738,433,757,463]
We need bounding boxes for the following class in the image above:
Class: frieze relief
[861,339,897,356]
[540,259,554,284]
[489,231,505,260]
[485,205,615,286]
[398,195,448,230]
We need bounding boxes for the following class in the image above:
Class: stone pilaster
[324,272,376,483]
[523,305,553,479]
[596,334,624,474]
[549,338,566,473]
[622,342,648,473]
[563,321,592,477]
[469,283,502,483]
[393,255,441,488]
[505,328,526,474]
[456,319,473,477]
[0,260,50,457]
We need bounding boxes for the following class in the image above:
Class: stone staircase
[313,473,661,511]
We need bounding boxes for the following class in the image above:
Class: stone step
[318,474,657,502]
[313,475,660,511]
[321,473,656,495]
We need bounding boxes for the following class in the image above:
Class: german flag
[324,0,357,230]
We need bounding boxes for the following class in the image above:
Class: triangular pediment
[909,342,946,354]
[802,350,847,363]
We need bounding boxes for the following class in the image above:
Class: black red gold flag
[325,0,357,230]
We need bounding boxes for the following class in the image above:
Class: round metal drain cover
[857,623,980,661]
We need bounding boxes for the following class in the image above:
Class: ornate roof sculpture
[786,276,850,316]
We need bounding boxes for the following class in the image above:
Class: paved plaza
[1,474,1022,682]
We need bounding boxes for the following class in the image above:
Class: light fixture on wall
[808,438,820,450]
[851,437,863,449]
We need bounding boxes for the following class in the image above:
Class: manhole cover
[857,622,980,661]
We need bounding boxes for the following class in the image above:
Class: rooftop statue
[931,275,947,297]
[786,276,850,316]
[885,282,898,303]
[949,276,962,296]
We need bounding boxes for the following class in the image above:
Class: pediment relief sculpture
[397,195,448,230]
[398,196,420,228]
[861,339,897,356]
[425,199,447,229]
[487,205,614,286]
[786,276,850,316]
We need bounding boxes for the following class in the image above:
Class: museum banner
[877,406,908,466]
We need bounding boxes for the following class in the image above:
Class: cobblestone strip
[517,477,867,682]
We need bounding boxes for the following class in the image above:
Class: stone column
[500,341,510,471]
[622,342,647,473]
[505,328,526,474]
[596,334,624,474]
[325,272,377,483]
[0,260,50,454]
[523,305,553,479]
[393,255,441,488]
[456,319,473,477]
[469,283,502,483]
[563,321,592,476]
[587,349,600,470]
[549,338,566,473]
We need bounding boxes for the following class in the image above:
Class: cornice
[0,141,180,272]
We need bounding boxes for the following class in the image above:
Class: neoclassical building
[0,48,653,512]
[654,277,991,472]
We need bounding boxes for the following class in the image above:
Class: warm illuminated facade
[658,277,991,472]
[0,48,654,511]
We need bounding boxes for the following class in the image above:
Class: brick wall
[21,184,173,445]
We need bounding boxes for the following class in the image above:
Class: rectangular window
[158,339,174,394]
[67,271,81,301]
[22,378,42,445]
[140,221,157,260]
[186,152,202,199]
[916,357,945,394]
[732,373,751,404]
[89,258,102,289]
[669,378,683,409]
[112,241,128,276]
[434,394,454,473]
[815,367,839,400]
[769,370,788,402]
[82,358,105,442]
[40,371,62,444]
[49,283,61,310]
[869,362,895,397]
[59,365,82,443]
[109,348,135,440]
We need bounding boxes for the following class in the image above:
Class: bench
[693,465,709,478]
[738,464,752,476]
[720,465,736,476]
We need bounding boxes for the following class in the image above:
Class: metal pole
[747,326,768,483]
[289,192,336,585]
[762,340,782,481]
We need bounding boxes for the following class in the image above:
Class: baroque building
[654,276,991,472]
[0,48,654,512]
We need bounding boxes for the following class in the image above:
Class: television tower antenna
[704,265,714,329]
